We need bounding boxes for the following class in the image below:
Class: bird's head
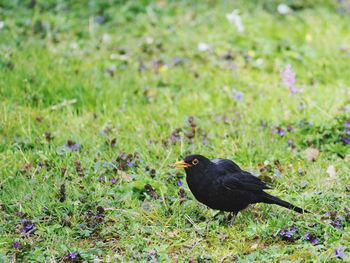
[174,154,211,174]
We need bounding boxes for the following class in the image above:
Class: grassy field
[0,0,349,262]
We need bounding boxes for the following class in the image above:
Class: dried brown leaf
[121,171,132,182]
[305,148,319,161]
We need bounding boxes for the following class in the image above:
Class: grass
[0,0,349,262]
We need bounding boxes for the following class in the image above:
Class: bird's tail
[262,193,309,214]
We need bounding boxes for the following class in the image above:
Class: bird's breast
[186,174,216,203]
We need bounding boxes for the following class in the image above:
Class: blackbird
[175,154,309,226]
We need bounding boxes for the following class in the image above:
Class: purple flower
[345,130,350,135]
[99,177,105,181]
[171,134,178,140]
[110,178,117,184]
[21,220,25,224]
[288,139,294,146]
[296,103,307,110]
[345,121,350,128]
[304,233,310,240]
[71,143,80,150]
[298,168,304,175]
[279,130,285,137]
[64,141,80,150]
[140,64,146,71]
[280,230,285,236]
[95,16,105,23]
[177,181,184,187]
[285,228,295,238]
[285,231,293,237]
[127,161,136,167]
[236,92,244,100]
[312,239,318,244]
[335,247,345,258]
[23,224,35,233]
[231,89,244,101]
[334,220,342,227]
[171,57,180,65]
[151,60,158,66]
[345,138,350,144]
[70,252,77,259]
[280,64,303,95]
[13,242,20,249]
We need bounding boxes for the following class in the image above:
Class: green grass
[0,0,349,262]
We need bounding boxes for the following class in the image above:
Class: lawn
[0,0,349,262]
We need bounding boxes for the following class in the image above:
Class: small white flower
[277,4,291,14]
[70,42,78,49]
[146,37,154,44]
[340,44,347,51]
[102,34,111,43]
[0,21,4,29]
[197,42,209,52]
[226,10,245,32]
[256,58,264,65]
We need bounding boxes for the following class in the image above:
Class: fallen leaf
[21,163,33,174]
[305,148,319,161]
[121,171,132,182]
[259,243,268,249]
[326,165,336,180]
[167,230,177,237]
[217,233,229,240]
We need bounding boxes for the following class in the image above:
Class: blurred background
[0,0,349,262]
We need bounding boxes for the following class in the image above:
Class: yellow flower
[159,65,168,72]
[305,33,312,42]
[248,50,255,57]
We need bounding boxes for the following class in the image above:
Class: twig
[184,214,201,231]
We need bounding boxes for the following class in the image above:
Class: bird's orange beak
[174,160,191,168]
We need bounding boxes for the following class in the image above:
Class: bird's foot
[229,212,237,228]
[206,211,222,234]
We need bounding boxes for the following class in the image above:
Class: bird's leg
[229,212,237,228]
[206,211,222,233]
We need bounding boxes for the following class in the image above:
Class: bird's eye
[192,159,198,165]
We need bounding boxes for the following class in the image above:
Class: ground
[0,0,349,262]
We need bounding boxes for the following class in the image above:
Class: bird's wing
[220,171,270,191]
[211,158,242,173]
[211,158,270,191]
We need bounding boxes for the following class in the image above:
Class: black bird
[175,154,309,227]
